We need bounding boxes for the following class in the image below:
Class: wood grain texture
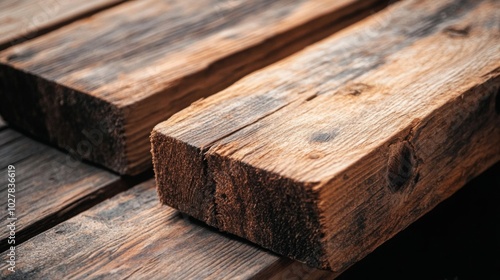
[0,129,134,251]
[0,0,384,174]
[338,162,500,279]
[2,161,498,280]
[0,179,335,280]
[152,0,500,271]
[0,0,126,50]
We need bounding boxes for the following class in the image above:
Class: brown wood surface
[0,0,126,50]
[2,159,498,280]
[152,0,500,271]
[337,162,500,279]
[0,0,385,174]
[0,129,137,251]
[0,179,335,280]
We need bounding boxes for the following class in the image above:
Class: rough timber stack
[0,0,383,174]
[0,0,499,278]
[152,0,500,272]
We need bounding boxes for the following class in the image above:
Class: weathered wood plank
[339,162,500,279]
[2,164,498,279]
[152,0,500,272]
[0,179,336,279]
[0,0,126,50]
[0,129,137,251]
[0,0,385,174]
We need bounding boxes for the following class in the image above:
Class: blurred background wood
[0,0,126,50]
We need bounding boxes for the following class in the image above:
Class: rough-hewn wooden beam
[0,0,383,174]
[152,0,500,271]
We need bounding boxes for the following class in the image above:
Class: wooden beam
[0,129,139,251]
[0,179,335,279]
[2,160,498,279]
[152,0,500,272]
[0,0,385,174]
[0,0,126,50]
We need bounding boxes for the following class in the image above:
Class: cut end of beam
[151,125,331,269]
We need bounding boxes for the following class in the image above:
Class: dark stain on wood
[443,80,498,161]
[311,130,338,143]
[443,25,472,38]
[387,141,417,193]
[405,0,477,39]
[354,210,367,237]
[305,93,318,101]
[207,154,327,268]
[5,49,36,62]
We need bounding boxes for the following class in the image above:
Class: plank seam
[0,0,130,51]
[0,169,152,252]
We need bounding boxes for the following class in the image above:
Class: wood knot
[443,25,471,38]
[387,141,418,192]
[308,151,323,159]
[305,93,318,102]
[341,83,373,96]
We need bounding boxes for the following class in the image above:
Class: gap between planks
[0,0,128,50]
[0,129,150,252]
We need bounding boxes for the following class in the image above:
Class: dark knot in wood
[387,141,418,192]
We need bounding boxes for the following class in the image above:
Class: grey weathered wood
[0,0,126,50]
[0,0,384,174]
[0,129,133,251]
[152,0,500,271]
[0,179,335,279]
